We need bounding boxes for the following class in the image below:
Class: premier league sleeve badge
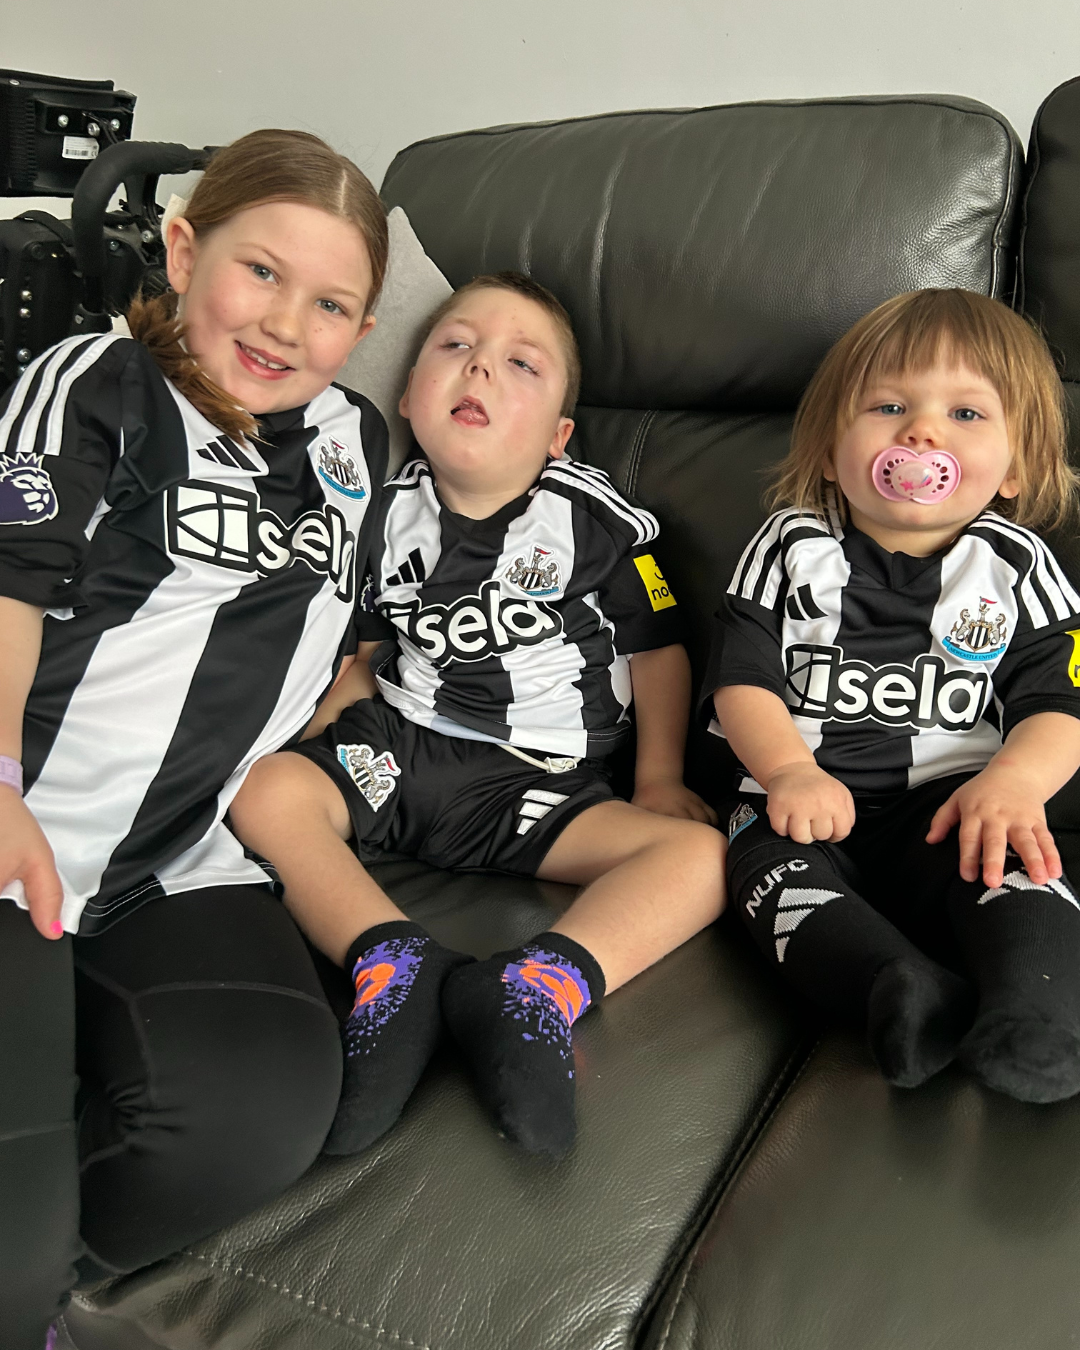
[0,451,59,526]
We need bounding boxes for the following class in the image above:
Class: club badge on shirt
[505,545,561,596]
[317,438,367,501]
[0,450,58,526]
[942,598,1008,662]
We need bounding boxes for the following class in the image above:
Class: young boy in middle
[230,271,725,1159]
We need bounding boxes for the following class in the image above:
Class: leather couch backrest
[381,97,1023,797]
[1017,76,1080,439]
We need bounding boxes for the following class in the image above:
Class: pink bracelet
[0,756,23,795]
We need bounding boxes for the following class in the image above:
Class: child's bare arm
[0,596,64,937]
[926,711,1080,888]
[713,684,855,843]
[629,644,716,824]
[301,641,381,741]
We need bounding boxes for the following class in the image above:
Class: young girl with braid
[707,288,1080,1102]
[0,129,389,1348]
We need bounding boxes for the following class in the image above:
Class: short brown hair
[771,288,1079,532]
[421,271,582,417]
[128,129,388,442]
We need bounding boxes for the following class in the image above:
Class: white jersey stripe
[42,335,125,458]
[1,335,103,455]
[974,516,1080,621]
[541,464,657,544]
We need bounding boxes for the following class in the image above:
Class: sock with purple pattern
[441,931,605,1159]
[323,920,470,1155]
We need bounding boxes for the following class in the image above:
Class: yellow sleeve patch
[634,554,677,612]
[1067,629,1080,688]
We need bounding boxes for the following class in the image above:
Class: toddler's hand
[632,778,719,825]
[926,763,1060,889]
[765,762,855,844]
[0,789,64,939]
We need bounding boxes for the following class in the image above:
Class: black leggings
[0,885,342,1350]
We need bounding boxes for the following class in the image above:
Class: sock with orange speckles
[441,931,605,1159]
[323,920,469,1156]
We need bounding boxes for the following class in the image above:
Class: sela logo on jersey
[166,480,357,600]
[0,450,58,526]
[784,643,990,730]
[943,598,1008,662]
[316,438,367,501]
[505,545,560,596]
[382,579,564,666]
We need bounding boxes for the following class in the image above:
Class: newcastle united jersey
[0,333,386,932]
[705,506,1080,795]
[360,455,683,759]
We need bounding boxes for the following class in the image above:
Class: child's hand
[765,762,855,844]
[926,762,1060,889]
[0,789,64,938]
[632,778,718,825]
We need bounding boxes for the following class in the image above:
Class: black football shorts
[290,698,614,875]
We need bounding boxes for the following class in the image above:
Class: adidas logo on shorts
[516,788,569,835]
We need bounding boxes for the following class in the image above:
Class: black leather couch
[63,78,1080,1350]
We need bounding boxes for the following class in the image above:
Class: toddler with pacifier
[706,288,1080,1101]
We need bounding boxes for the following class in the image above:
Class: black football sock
[441,932,605,1159]
[323,920,470,1155]
[730,816,974,1087]
[950,863,1080,1103]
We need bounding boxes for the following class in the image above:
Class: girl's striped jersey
[705,505,1080,795]
[0,334,387,933]
[359,455,683,759]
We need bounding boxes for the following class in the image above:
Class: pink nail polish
[50,921,63,936]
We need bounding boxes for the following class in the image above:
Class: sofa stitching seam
[627,410,655,495]
[177,1250,435,1350]
[639,1032,820,1350]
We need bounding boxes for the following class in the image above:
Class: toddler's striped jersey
[705,505,1080,794]
[359,455,683,759]
[0,334,386,932]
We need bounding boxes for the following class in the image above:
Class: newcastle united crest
[317,438,367,500]
[505,546,560,596]
[336,743,401,811]
[943,598,1008,662]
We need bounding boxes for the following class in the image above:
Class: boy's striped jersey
[0,334,387,932]
[359,455,682,759]
[705,505,1080,794]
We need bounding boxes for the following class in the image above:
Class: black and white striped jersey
[0,333,386,933]
[358,455,683,759]
[704,506,1080,795]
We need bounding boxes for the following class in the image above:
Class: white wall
[5,0,1080,215]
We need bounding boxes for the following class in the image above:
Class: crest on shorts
[943,598,1008,662]
[317,438,367,500]
[728,802,758,840]
[0,450,58,526]
[505,545,560,596]
[336,743,401,811]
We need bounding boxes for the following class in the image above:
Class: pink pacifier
[871,447,961,504]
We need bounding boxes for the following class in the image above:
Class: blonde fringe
[127,292,258,444]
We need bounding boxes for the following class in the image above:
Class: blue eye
[875,402,903,415]
[953,407,981,422]
[249,263,275,282]
[511,357,538,375]
[317,299,344,315]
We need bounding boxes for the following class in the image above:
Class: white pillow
[339,206,453,474]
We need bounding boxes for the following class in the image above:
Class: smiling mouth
[236,340,293,373]
[451,395,489,426]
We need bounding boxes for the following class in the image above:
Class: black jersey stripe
[569,596,625,738]
[1,336,111,460]
[541,466,659,545]
[89,557,328,916]
[976,516,1080,621]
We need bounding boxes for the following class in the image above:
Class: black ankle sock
[441,931,605,1159]
[323,920,469,1155]
[949,864,1080,1102]
[730,824,974,1087]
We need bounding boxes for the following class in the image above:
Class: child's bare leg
[442,801,725,1157]
[231,753,468,1155]
[540,800,726,991]
[231,753,404,963]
